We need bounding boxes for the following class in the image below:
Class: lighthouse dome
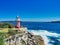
[16,16,20,21]
[16,16,19,18]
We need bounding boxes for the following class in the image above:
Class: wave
[28,30,60,45]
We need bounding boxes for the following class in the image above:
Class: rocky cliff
[4,28,45,45]
[27,32,45,45]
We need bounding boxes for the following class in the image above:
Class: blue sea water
[20,22,60,45]
[20,22,60,33]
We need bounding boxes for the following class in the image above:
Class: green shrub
[0,33,6,45]
[0,22,14,28]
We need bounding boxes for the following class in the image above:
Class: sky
[0,0,60,22]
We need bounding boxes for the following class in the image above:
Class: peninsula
[0,16,45,45]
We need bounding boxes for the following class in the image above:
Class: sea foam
[28,30,60,45]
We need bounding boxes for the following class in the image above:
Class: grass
[0,28,8,33]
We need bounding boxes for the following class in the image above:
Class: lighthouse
[15,16,20,28]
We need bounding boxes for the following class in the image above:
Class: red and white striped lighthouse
[15,16,20,28]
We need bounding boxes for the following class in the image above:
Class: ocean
[2,21,60,45]
[20,22,60,45]
[20,22,60,33]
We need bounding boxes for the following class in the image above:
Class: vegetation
[21,39,26,45]
[0,22,16,45]
[8,29,17,35]
[0,22,14,28]
[0,33,6,45]
[0,22,4,28]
